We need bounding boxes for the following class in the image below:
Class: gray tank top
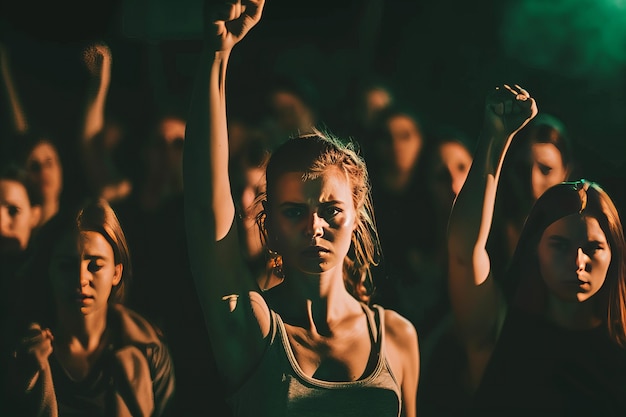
[226,304,402,417]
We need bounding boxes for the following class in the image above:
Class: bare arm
[447,85,537,388]
[79,42,132,201]
[384,310,419,417]
[79,42,112,195]
[183,0,268,390]
[80,42,111,143]
[0,41,29,134]
[400,326,419,417]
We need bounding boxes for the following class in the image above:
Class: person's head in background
[0,163,42,255]
[354,76,395,131]
[365,103,425,192]
[230,135,288,292]
[509,180,626,346]
[138,110,186,210]
[514,113,577,201]
[8,131,63,228]
[262,73,320,143]
[423,125,474,212]
[231,136,272,262]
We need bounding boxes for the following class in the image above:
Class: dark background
[1,0,625,208]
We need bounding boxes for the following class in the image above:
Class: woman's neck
[546,296,602,330]
[40,199,59,226]
[56,306,108,351]
[52,307,111,382]
[278,266,362,332]
[283,265,346,300]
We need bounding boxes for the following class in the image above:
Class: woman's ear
[262,201,279,251]
[112,264,123,286]
[261,200,271,227]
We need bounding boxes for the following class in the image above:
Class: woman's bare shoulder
[380,306,420,395]
[381,307,418,342]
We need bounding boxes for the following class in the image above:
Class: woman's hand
[82,41,112,80]
[484,84,538,140]
[16,323,54,371]
[205,0,266,52]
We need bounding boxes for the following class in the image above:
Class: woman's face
[0,179,39,254]
[156,116,186,172]
[49,230,122,316]
[530,142,568,201]
[430,141,473,209]
[382,114,423,174]
[26,141,63,202]
[538,214,611,303]
[267,166,356,275]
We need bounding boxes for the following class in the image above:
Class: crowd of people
[1,0,625,416]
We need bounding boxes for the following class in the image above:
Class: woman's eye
[321,206,341,218]
[550,241,568,251]
[7,205,21,217]
[539,164,552,176]
[283,207,303,218]
[88,262,103,273]
[585,244,604,255]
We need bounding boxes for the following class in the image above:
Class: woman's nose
[79,263,90,287]
[306,213,324,238]
[576,247,587,272]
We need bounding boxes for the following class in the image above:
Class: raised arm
[447,84,537,388]
[0,41,29,135]
[81,42,111,143]
[183,0,268,389]
[79,42,133,202]
[79,42,113,196]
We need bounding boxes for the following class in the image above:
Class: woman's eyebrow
[83,254,106,261]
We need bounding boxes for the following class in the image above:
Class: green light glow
[500,0,626,80]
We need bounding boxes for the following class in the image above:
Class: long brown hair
[509,180,626,347]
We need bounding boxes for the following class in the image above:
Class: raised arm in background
[446,84,537,390]
[79,42,132,202]
[0,41,29,135]
[80,42,111,144]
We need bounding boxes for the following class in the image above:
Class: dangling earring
[269,250,284,279]
[260,250,284,291]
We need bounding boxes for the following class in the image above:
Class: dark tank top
[226,304,402,417]
[469,308,626,417]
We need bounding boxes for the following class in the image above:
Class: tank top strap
[361,303,385,347]
[268,308,280,345]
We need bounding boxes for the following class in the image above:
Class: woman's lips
[76,293,94,304]
[302,246,329,257]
